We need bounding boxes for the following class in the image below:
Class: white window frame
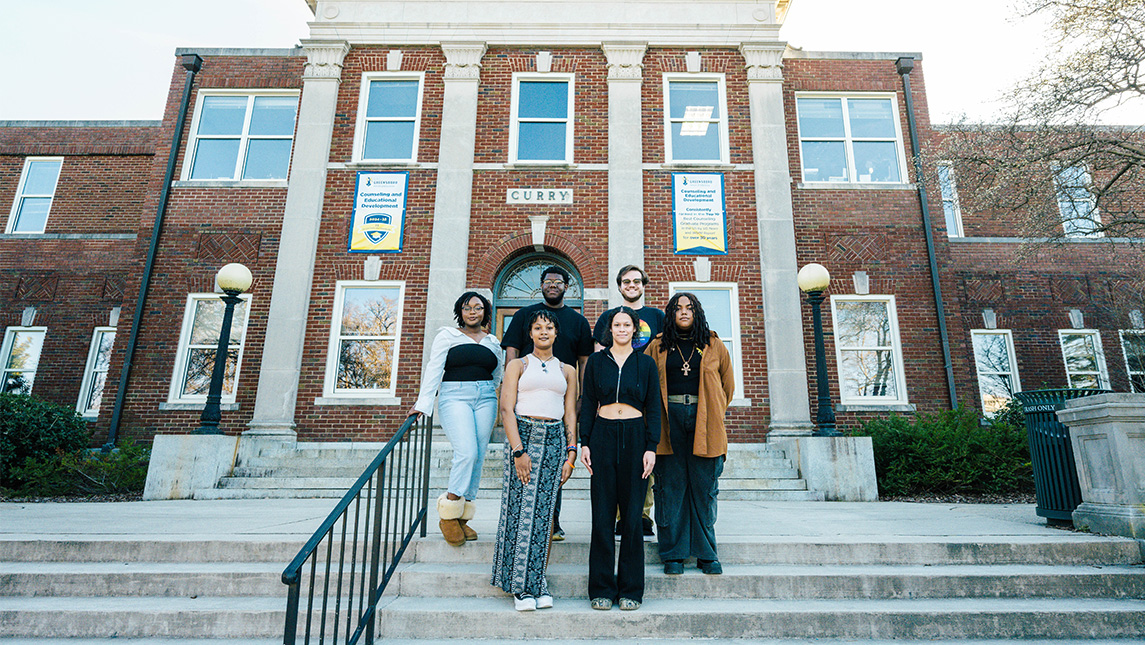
[1057,329,1110,390]
[936,161,965,237]
[1,326,47,395]
[323,280,406,398]
[180,89,300,181]
[167,293,252,404]
[667,282,745,403]
[509,72,575,165]
[830,295,909,405]
[76,327,116,418]
[662,73,730,165]
[352,72,425,163]
[1054,164,1103,238]
[969,329,1020,416]
[1119,329,1145,393]
[795,93,909,184]
[6,157,63,234]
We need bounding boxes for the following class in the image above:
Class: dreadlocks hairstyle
[600,306,639,348]
[452,291,492,328]
[659,292,711,353]
[524,307,561,339]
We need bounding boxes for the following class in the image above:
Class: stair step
[394,562,1145,599]
[0,541,302,563]
[0,562,286,597]
[0,596,286,638]
[375,596,1145,640]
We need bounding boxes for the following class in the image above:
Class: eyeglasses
[620,279,643,286]
[542,279,566,287]
[461,306,484,313]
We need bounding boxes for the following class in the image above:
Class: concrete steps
[2,527,1143,641]
[207,440,824,501]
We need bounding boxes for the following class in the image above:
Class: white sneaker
[536,594,553,609]
[514,593,536,611]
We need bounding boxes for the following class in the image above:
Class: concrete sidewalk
[0,497,1114,547]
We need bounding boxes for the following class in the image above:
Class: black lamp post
[798,263,839,437]
[194,263,252,435]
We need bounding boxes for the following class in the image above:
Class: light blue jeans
[438,380,498,500]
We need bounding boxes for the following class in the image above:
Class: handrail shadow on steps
[282,413,433,645]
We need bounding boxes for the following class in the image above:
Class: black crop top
[578,349,661,452]
[442,343,498,382]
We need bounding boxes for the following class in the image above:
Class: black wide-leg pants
[653,402,723,563]
[588,416,648,602]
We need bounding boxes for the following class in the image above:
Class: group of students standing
[412,264,735,612]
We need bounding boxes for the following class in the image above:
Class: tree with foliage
[938,1,1145,241]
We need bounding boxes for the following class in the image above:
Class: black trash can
[1013,388,1110,525]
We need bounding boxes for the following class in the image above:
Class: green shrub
[7,443,150,497]
[855,407,1034,497]
[0,393,91,488]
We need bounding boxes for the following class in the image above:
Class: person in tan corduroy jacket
[645,292,735,575]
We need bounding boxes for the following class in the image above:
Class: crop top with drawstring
[578,348,661,452]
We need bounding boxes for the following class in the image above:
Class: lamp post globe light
[194,263,253,435]
[798,263,839,437]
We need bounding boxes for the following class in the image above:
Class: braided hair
[659,292,711,353]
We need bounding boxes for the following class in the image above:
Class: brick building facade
[2,0,1141,449]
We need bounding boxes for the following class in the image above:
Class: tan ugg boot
[437,494,466,546]
[458,500,478,541]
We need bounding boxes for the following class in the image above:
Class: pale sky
[0,0,1140,124]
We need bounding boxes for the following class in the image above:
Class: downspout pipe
[896,56,958,410]
[104,53,203,450]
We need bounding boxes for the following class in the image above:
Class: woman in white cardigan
[411,292,503,545]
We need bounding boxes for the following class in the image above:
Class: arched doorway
[492,253,583,335]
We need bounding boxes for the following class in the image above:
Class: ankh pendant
[681,361,691,376]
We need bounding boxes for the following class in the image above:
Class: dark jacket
[578,348,661,452]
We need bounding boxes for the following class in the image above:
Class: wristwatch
[512,448,526,459]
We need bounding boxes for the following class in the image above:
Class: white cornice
[306,1,783,46]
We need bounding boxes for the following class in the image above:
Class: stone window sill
[835,402,916,413]
[171,180,288,188]
[159,402,240,411]
[797,182,916,191]
[314,396,402,406]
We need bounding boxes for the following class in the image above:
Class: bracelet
[566,444,577,453]
[566,459,575,470]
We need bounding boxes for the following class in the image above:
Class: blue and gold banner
[672,172,727,255]
[348,172,408,253]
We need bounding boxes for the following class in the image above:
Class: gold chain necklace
[677,343,697,376]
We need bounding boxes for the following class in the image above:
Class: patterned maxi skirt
[490,415,565,597]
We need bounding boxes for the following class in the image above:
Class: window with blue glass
[796,94,905,184]
[511,74,574,163]
[355,74,423,162]
[184,92,299,181]
[663,75,728,164]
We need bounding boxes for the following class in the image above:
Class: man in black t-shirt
[593,265,665,354]
[501,265,593,540]
[592,264,663,540]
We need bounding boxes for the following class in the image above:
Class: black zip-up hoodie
[579,348,661,452]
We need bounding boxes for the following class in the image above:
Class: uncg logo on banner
[363,213,393,244]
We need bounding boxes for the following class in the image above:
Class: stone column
[422,42,486,362]
[1057,393,1145,538]
[246,40,350,439]
[741,43,814,436]
[602,43,647,306]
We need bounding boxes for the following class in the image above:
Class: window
[6,157,62,234]
[1058,329,1109,389]
[1,327,46,394]
[354,74,424,162]
[796,95,906,184]
[830,296,908,404]
[1055,164,1102,237]
[937,161,964,237]
[970,330,1020,417]
[667,282,744,401]
[183,92,299,181]
[510,74,574,163]
[663,75,729,164]
[77,327,116,418]
[324,281,405,396]
[169,294,251,403]
[1120,330,1145,393]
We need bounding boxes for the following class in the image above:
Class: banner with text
[349,171,408,253]
[672,172,727,255]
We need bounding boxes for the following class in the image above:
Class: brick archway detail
[472,229,604,289]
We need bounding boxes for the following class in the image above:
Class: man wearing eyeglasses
[592,265,665,541]
[502,265,594,540]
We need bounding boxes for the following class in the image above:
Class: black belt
[666,394,699,405]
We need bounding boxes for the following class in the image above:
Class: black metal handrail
[282,413,433,645]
